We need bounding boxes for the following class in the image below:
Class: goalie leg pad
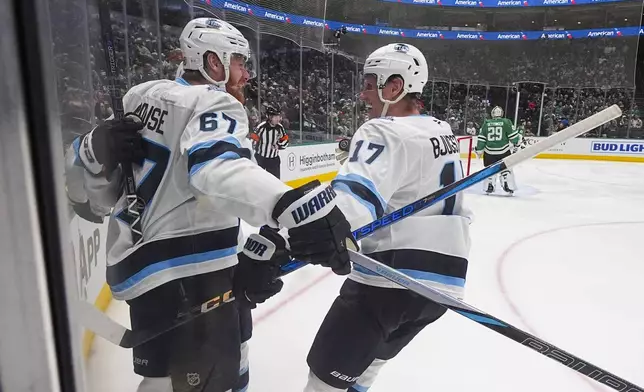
[485,176,496,194]
[501,168,517,192]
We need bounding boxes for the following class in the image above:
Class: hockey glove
[233,227,288,309]
[79,117,145,175]
[273,180,358,276]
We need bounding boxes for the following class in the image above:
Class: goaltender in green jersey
[475,106,521,195]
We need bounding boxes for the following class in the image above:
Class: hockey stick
[79,106,621,347]
[97,0,143,245]
[278,104,623,276]
[348,249,643,392]
[76,2,174,348]
[77,290,234,348]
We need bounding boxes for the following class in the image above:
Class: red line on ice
[496,221,644,392]
[254,270,333,326]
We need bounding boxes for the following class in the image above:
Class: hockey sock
[136,377,172,392]
[233,342,250,392]
[303,371,346,392]
[348,358,387,392]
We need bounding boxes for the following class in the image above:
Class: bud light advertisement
[591,141,644,154]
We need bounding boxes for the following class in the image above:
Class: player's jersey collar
[175,77,190,86]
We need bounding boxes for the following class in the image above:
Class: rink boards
[74,137,643,358]
[463,136,644,163]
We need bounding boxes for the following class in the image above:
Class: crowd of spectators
[50,5,643,148]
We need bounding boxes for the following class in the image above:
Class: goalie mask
[362,43,428,117]
[180,18,256,88]
[491,106,504,118]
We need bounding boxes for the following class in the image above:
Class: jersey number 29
[488,126,503,141]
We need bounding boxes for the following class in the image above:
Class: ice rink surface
[84,158,644,392]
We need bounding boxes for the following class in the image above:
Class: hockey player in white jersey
[303,43,472,392]
[65,18,355,392]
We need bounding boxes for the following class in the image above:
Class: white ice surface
[83,158,644,392]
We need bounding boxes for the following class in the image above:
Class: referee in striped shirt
[250,106,289,179]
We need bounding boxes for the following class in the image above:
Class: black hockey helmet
[266,106,280,117]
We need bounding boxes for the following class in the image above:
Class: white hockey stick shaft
[76,290,234,348]
[504,104,622,168]
[77,300,128,347]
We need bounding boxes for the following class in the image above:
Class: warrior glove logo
[244,237,268,257]
[292,186,337,224]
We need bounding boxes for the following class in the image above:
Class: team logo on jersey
[393,43,410,53]
[187,373,201,386]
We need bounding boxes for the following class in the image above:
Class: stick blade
[76,300,128,347]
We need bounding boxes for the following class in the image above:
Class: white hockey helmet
[363,43,428,117]
[180,18,255,87]
[491,106,504,118]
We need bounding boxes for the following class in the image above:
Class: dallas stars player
[475,106,521,194]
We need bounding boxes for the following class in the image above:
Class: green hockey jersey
[476,118,520,155]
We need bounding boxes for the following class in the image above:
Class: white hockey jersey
[332,115,472,298]
[65,77,290,300]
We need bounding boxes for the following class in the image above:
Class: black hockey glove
[233,227,288,309]
[79,117,144,175]
[272,180,358,276]
[71,200,104,224]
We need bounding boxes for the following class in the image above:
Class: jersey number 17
[440,161,464,215]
